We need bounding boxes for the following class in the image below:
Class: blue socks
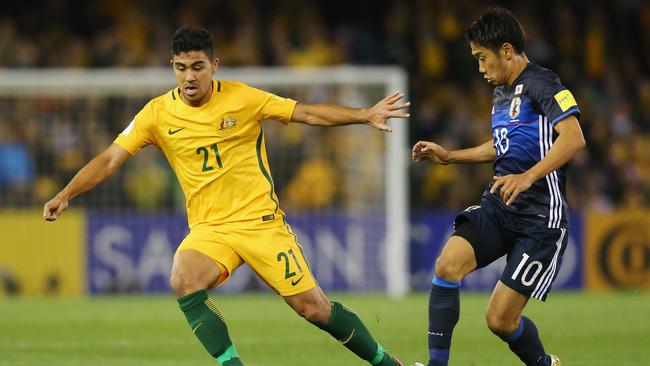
[427,277,550,366]
[500,316,550,366]
[427,276,461,366]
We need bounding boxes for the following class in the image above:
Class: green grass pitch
[1,292,648,365]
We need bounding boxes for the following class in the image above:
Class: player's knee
[170,271,204,297]
[434,255,465,282]
[485,312,517,337]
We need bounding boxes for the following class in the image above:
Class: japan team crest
[509,97,521,119]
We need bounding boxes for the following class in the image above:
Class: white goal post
[0,66,410,297]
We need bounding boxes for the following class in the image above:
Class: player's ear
[501,43,513,60]
[211,58,220,74]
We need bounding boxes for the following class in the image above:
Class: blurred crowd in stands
[0,0,649,212]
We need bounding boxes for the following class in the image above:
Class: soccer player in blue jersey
[412,8,585,366]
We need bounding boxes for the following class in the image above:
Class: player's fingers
[43,202,58,219]
[53,202,67,218]
[413,141,427,150]
[501,180,515,197]
[388,102,411,110]
[499,183,509,200]
[388,111,410,119]
[374,123,392,132]
[43,204,51,219]
[381,91,400,103]
[490,177,504,193]
[413,150,427,161]
[385,92,404,104]
[506,192,516,205]
[506,188,521,205]
[44,206,58,221]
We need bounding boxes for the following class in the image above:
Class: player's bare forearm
[292,103,366,126]
[447,139,497,164]
[413,139,494,164]
[291,92,409,132]
[60,149,124,199]
[523,116,585,182]
[44,144,130,221]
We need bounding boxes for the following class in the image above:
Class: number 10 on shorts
[511,253,543,286]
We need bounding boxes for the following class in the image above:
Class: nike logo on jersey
[428,331,444,336]
[168,127,185,135]
[291,274,305,286]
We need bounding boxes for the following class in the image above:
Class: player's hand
[364,92,410,132]
[490,173,534,205]
[43,195,69,221]
[412,141,450,164]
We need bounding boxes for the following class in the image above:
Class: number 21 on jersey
[196,143,223,172]
[494,127,509,156]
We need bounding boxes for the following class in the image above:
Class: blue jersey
[486,63,580,228]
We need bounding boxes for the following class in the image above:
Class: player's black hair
[171,26,214,59]
[466,7,526,54]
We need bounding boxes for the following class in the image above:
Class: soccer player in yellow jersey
[43,26,409,366]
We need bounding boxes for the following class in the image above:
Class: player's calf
[172,251,242,365]
[288,288,401,366]
[178,289,243,366]
[426,235,476,366]
[497,316,552,366]
[285,288,332,325]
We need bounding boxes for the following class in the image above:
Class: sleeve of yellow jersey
[113,101,157,155]
[246,84,298,124]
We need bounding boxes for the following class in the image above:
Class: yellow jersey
[114,80,297,229]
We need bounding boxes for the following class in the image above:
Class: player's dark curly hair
[466,7,526,54]
[171,26,214,59]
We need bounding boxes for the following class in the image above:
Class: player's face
[470,42,508,86]
[171,51,219,107]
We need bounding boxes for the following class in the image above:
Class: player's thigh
[500,226,568,301]
[234,224,317,296]
[173,228,244,291]
[440,202,508,279]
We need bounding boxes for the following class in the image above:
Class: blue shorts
[453,197,568,301]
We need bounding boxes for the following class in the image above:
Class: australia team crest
[509,97,521,119]
[219,116,238,131]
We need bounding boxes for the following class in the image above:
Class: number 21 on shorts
[277,249,304,285]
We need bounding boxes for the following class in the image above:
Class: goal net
[0,67,409,297]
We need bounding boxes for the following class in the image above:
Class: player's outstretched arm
[290,91,410,131]
[412,139,495,164]
[491,115,585,205]
[43,144,131,221]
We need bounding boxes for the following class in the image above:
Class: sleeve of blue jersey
[551,107,581,126]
